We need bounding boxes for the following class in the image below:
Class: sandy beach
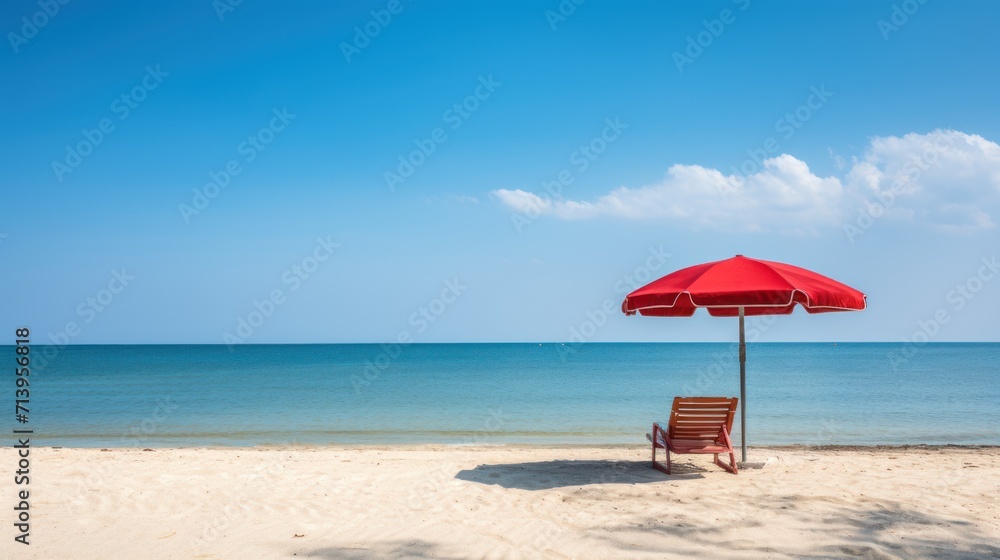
[6,445,998,559]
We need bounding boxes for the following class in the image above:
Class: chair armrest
[653,422,673,450]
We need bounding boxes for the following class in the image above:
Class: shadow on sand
[301,540,465,559]
[454,459,705,490]
[297,501,1000,559]
[587,499,1000,560]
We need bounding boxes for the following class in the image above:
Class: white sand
[7,446,999,559]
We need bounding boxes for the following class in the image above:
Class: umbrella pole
[739,306,747,463]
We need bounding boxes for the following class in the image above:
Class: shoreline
[8,341,999,346]
[18,442,1000,451]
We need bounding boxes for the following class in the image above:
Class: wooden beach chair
[648,396,739,475]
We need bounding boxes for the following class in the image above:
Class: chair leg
[651,426,671,475]
[716,425,738,474]
[652,447,671,474]
[713,451,739,474]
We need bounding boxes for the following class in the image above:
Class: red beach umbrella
[621,255,866,462]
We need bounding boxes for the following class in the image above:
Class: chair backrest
[668,396,738,442]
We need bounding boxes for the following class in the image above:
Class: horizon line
[5,341,998,346]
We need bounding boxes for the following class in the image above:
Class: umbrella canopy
[622,255,866,462]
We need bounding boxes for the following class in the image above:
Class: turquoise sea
[15,343,1000,448]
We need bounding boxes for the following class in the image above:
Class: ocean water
[14,343,1000,448]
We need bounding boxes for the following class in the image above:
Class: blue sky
[2,0,999,344]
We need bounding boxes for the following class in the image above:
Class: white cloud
[492,189,551,214]
[491,129,1000,234]
[845,129,1000,232]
